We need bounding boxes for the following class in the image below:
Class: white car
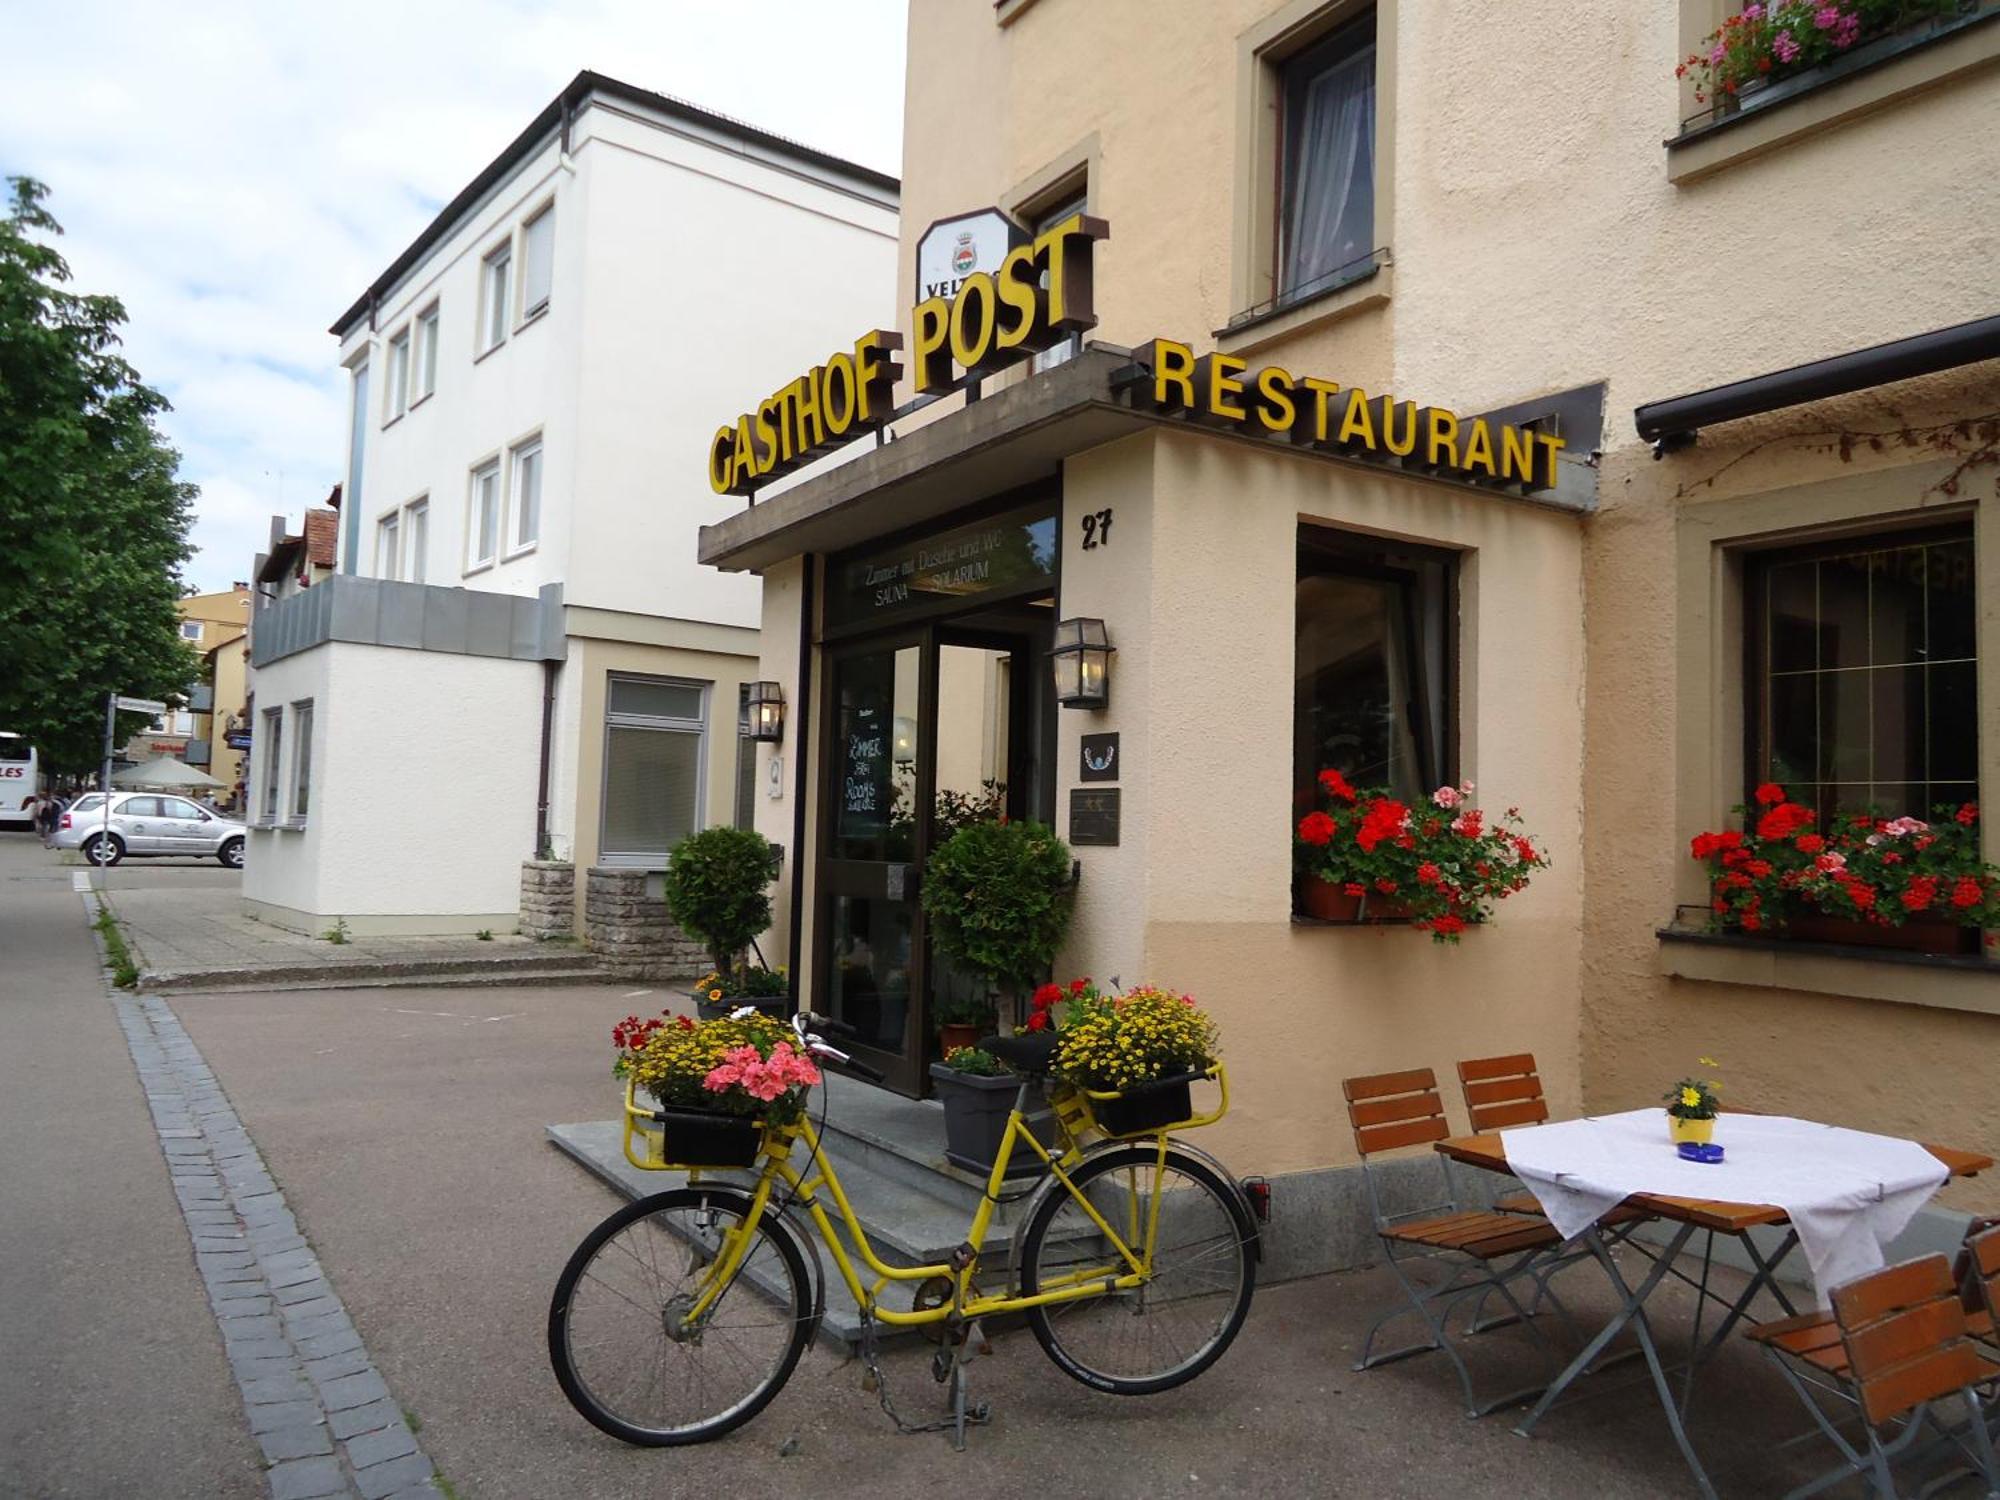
[54,792,246,867]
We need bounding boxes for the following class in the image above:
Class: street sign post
[99,693,169,873]
[114,696,167,714]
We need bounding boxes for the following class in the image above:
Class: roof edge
[330,69,900,337]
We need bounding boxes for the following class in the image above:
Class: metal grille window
[600,675,707,865]
[260,707,284,823]
[290,701,314,822]
[1748,526,1976,821]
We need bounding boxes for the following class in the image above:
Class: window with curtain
[600,675,707,864]
[522,206,554,317]
[1294,527,1454,814]
[1748,525,1975,822]
[1277,11,1377,306]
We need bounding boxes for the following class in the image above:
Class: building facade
[244,72,897,935]
[696,0,2000,1256]
[119,584,253,774]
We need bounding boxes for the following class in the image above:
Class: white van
[0,733,39,827]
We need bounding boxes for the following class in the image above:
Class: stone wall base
[583,867,708,979]
[519,860,577,940]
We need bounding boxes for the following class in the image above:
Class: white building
[244,71,898,935]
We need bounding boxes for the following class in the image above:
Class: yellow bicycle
[547,1012,1260,1447]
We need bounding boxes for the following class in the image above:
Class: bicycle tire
[1018,1144,1256,1395]
[548,1185,812,1445]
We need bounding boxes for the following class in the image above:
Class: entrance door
[819,635,927,1094]
[816,613,1055,1096]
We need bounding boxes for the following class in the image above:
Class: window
[480,242,512,351]
[259,706,284,823]
[1294,527,1454,810]
[1031,187,1088,373]
[180,620,203,641]
[414,304,439,401]
[345,356,369,570]
[385,328,411,420]
[1748,525,1975,822]
[468,461,500,569]
[162,797,203,821]
[404,498,429,584]
[290,701,314,822]
[734,684,758,829]
[511,437,542,552]
[521,206,554,319]
[1276,11,1376,306]
[376,512,401,581]
[601,675,707,865]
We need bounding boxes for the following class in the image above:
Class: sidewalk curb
[79,887,445,1500]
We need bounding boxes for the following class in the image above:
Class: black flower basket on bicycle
[1083,1070,1206,1137]
[637,1098,765,1169]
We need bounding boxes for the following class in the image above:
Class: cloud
[2,0,907,591]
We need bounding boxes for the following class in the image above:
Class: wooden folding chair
[1343,1068,1583,1417]
[1756,1253,2000,1499]
[1956,1219,2000,1352]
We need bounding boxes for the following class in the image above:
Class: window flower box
[1677,0,1981,118]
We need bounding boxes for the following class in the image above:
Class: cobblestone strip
[97,899,442,1500]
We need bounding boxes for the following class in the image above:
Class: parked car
[54,792,246,867]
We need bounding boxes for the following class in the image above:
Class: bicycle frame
[621,1067,1231,1331]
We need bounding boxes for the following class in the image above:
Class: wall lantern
[744,681,786,742]
[1051,618,1115,709]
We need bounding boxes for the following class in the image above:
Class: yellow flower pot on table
[1668,1114,1714,1146]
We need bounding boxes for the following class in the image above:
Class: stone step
[811,1071,1049,1224]
[139,950,611,993]
[168,965,617,996]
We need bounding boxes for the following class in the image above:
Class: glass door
[817,634,927,1094]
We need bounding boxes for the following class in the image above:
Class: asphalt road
[0,828,1843,1498]
[0,830,264,1498]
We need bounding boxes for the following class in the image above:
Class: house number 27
[1080,508,1114,549]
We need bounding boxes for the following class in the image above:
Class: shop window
[1276,9,1377,308]
[289,701,314,824]
[1747,524,1975,822]
[734,684,758,829]
[1294,528,1454,811]
[600,674,707,865]
[259,706,284,824]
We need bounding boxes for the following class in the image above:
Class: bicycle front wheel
[548,1186,812,1445]
[1019,1144,1256,1395]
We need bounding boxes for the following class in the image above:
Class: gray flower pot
[929,1064,1055,1176]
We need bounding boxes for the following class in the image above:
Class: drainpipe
[785,559,816,1006]
[534,660,558,860]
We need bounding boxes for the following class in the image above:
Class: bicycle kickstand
[944,1320,993,1452]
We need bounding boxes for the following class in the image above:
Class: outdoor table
[1436,1118,1990,1499]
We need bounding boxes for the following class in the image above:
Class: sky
[3,1,908,593]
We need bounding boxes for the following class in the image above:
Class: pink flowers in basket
[704,1041,821,1103]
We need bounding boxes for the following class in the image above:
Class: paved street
[0,829,1895,1499]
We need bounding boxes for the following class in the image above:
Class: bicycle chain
[855,1307,969,1437]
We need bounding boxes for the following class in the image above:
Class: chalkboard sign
[1070,788,1120,847]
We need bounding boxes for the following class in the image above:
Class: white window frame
[288,700,313,827]
[376,511,401,581]
[384,326,411,423]
[467,459,501,573]
[479,241,512,354]
[258,706,284,826]
[413,303,440,403]
[519,202,555,324]
[508,435,543,556]
[599,674,711,867]
[403,496,429,585]
[180,620,204,641]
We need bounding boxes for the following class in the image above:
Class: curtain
[1282,43,1376,298]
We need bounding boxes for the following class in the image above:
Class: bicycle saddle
[979,1032,1059,1075]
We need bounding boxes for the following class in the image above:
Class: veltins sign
[915,208,1025,305]
[707,213,1566,498]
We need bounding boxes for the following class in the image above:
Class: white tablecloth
[1499,1108,1950,1301]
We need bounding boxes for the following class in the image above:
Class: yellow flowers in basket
[1050,984,1219,1094]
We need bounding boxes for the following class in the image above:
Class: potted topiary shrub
[928,1047,1053,1176]
[920,818,1075,1028]
[661,826,783,1018]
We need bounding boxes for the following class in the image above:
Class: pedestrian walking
[35,792,63,845]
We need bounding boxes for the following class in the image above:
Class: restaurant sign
[707,212,1564,497]
[827,500,1057,627]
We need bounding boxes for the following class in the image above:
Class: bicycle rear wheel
[1019,1144,1255,1395]
[548,1186,812,1445]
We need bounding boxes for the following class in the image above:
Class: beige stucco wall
[883,0,2000,1196]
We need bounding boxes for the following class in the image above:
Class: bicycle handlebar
[795,1012,884,1083]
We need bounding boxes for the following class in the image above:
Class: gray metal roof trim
[329,69,900,337]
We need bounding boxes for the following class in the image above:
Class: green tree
[0,177,197,774]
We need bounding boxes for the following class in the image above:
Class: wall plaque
[1079,733,1119,783]
[1069,787,1120,847]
